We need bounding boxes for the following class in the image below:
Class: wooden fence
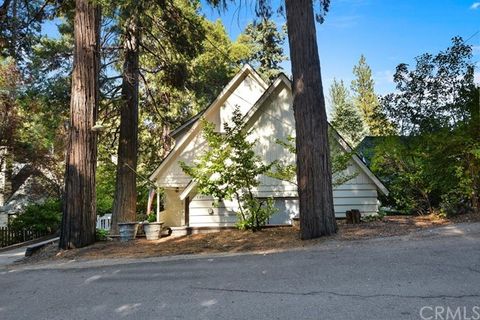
[0,227,50,248]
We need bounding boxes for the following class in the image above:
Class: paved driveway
[0,247,26,268]
[1,223,480,320]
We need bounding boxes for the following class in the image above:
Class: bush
[9,199,62,233]
[95,228,109,241]
[439,191,472,218]
[235,197,277,231]
[181,107,276,231]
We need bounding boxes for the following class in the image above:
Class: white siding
[186,81,380,226]
[218,75,266,132]
[155,72,265,189]
[157,73,384,228]
[189,195,237,227]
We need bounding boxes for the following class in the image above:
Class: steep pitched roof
[149,64,268,182]
[151,68,389,197]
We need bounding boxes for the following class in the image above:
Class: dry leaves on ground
[19,213,480,265]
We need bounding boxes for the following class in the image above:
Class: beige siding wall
[160,189,184,227]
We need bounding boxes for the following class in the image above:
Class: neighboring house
[0,148,59,227]
[149,65,389,229]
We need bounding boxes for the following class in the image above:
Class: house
[0,147,59,227]
[149,65,389,230]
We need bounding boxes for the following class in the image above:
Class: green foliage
[0,0,57,65]
[96,160,116,216]
[268,131,358,188]
[238,14,287,81]
[329,79,367,147]
[439,190,472,218]
[351,55,393,135]
[374,37,479,215]
[147,214,157,223]
[382,37,475,135]
[181,107,276,231]
[10,199,62,233]
[95,229,109,241]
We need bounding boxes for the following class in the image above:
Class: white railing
[96,214,112,230]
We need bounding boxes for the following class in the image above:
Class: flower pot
[143,222,163,240]
[118,222,139,242]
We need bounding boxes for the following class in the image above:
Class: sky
[42,0,480,104]
[199,0,480,98]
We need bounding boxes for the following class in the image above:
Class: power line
[465,30,479,44]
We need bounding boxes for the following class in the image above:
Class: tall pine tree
[238,13,287,81]
[111,2,141,234]
[351,54,381,135]
[207,0,338,239]
[60,0,101,249]
[329,79,367,147]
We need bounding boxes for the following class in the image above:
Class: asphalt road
[1,223,480,320]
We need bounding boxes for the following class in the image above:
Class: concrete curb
[25,237,59,257]
[0,234,58,253]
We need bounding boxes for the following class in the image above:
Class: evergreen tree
[60,0,101,249]
[329,79,367,147]
[0,0,57,66]
[351,54,382,135]
[208,0,338,239]
[238,14,287,81]
[111,1,141,234]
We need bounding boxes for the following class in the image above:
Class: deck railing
[0,227,50,248]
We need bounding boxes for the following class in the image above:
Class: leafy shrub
[181,107,277,231]
[96,162,115,216]
[10,199,61,233]
[95,228,109,241]
[235,197,277,231]
[439,191,472,218]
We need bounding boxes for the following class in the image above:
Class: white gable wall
[155,71,266,189]
[187,80,381,227]
[218,74,266,132]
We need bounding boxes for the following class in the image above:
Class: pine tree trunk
[110,14,140,235]
[285,0,337,239]
[60,0,100,249]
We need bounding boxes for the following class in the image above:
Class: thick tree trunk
[285,0,337,239]
[110,14,140,235]
[60,0,100,249]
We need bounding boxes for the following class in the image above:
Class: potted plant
[118,222,139,242]
[143,214,163,240]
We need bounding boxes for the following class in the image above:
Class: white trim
[151,70,389,198]
[176,74,291,201]
[149,64,268,183]
[180,181,196,201]
[330,129,389,196]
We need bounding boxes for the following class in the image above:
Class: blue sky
[200,0,480,98]
[42,0,480,102]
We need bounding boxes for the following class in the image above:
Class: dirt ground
[20,213,480,265]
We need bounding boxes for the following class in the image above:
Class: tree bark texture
[60,0,100,249]
[285,0,337,239]
[110,13,140,235]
